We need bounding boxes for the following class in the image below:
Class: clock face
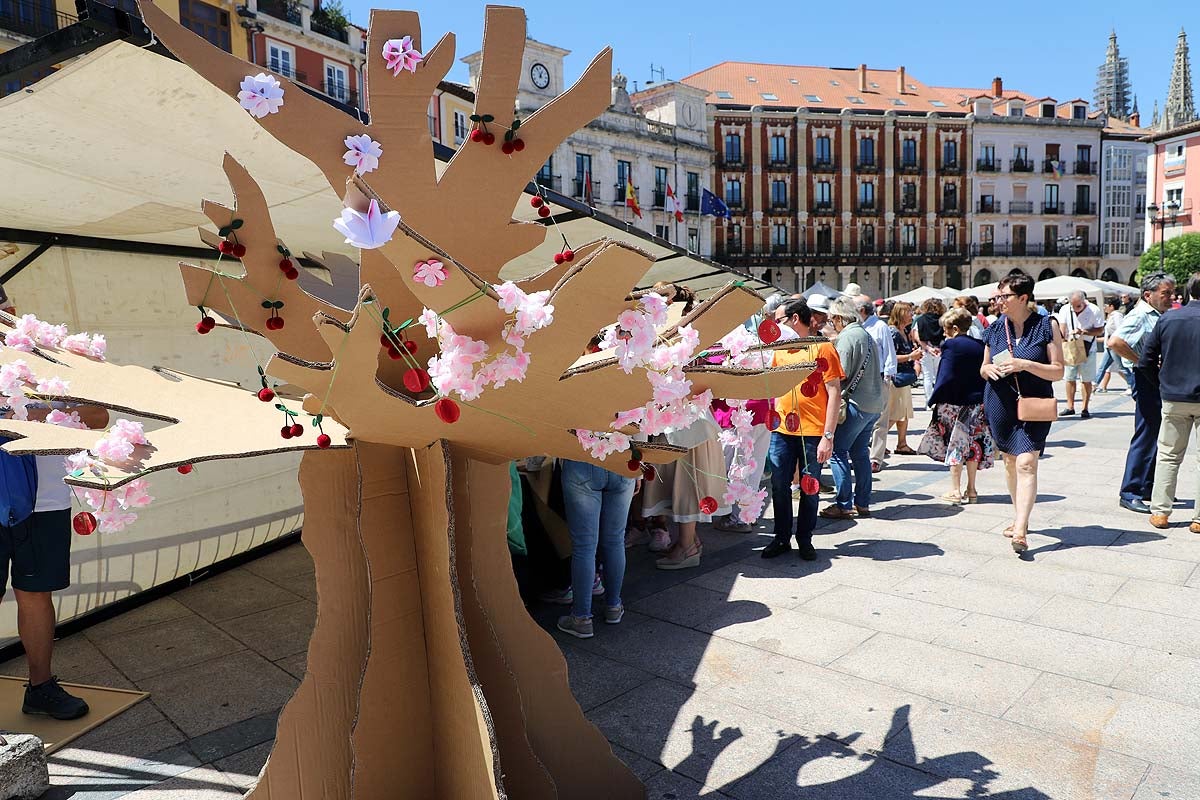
[530,62,550,90]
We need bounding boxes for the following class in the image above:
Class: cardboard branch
[299,251,362,311]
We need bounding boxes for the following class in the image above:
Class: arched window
[1038,268,1057,281]
[1100,268,1120,282]
[1071,268,1089,278]
[974,268,992,285]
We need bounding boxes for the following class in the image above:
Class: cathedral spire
[1095,29,1133,120]
[1162,28,1196,131]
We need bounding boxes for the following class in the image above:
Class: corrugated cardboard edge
[451,449,557,799]
[464,454,645,799]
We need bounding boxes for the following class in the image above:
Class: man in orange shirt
[764,299,844,560]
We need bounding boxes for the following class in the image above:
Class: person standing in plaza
[1142,273,1200,533]
[821,298,883,520]
[1108,273,1178,514]
[1055,291,1105,419]
[979,273,1064,554]
[763,299,843,561]
[1096,297,1133,394]
[885,302,922,456]
[913,298,947,409]
[858,297,897,473]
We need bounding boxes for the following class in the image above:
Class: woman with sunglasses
[979,273,1065,554]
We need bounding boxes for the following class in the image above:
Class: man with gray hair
[856,296,897,471]
[1109,272,1178,514]
[1055,290,1104,419]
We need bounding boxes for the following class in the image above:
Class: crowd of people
[546,270,1200,639]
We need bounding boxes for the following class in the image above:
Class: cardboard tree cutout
[3,4,819,798]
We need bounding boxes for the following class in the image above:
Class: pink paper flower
[343,134,383,176]
[575,430,631,461]
[413,259,447,288]
[494,281,524,314]
[237,73,285,118]
[110,419,148,445]
[114,478,154,509]
[382,36,423,76]
[418,308,440,338]
[88,334,106,360]
[93,436,134,464]
[95,510,138,533]
[0,360,32,394]
[4,331,35,352]
[34,376,70,395]
[61,333,93,356]
[47,409,87,429]
[4,389,30,420]
[65,450,100,474]
[333,199,400,250]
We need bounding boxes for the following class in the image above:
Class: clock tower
[462,37,570,115]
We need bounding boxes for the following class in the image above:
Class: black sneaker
[1080,409,1091,420]
[23,676,89,721]
[1059,409,1076,417]
[797,539,818,561]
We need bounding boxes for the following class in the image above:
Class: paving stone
[185,710,281,764]
[1111,530,1200,564]
[173,569,303,623]
[610,742,663,783]
[798,585,968,643]
[1004,672,1200,775]
[706,651,932,752]
[68,720,187,762]
[216,600,316,662]
[264,570,318,603]
[240,543,313,583]
[560,643,653,712]
[136,651,297,739]
[1034,544,1195,584]
[1110,578,1200,621]
[745,552,918,592]
[47,744,199,789]
[893,703,1149,800]
[687,562,833,609]
[589,679,800,790]
[1130,764,1200,799]
[933,613,1138,685]
[710,607,876,667]
[631,583,775,633]
[91,615,244,682]
[830,633,1041,716]
[213,741,271,790]
[119,764,243,798]
[925,528,1023,557]
[1029,594,1200,659]
[644,767,734,799]
[0,634,116,683]
[1111,649,1200,711]
[965,557,1127,602]
[886,570,1053,619]
[83,598,197,642]
[272,652,307,681]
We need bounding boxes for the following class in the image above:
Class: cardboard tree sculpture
[3,4,818,798]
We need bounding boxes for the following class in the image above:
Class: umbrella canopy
[802,280,844,300]
[1033,275,1105,303]
[1093,279,1138,298]
[958,282,999,301]
[889,285,955,305]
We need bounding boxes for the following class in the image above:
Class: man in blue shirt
[1142,273,1200,532]
[1108,273,1177,513]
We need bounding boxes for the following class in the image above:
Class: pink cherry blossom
[333,199,400,250]
[413,259,448,288]
[110,419,148,445]
[418,308,440,338]
[343,134,383,176]
[93,436,134,464]
[575,430,631,461]
[34,376,70,395]
[382,36,423,76]
[4,331,35,352]
[95,510,139,533]
[65,450,100,474]
[88,334,106,360]
[47,409,87,429]
[114,478,154,509]
[4,390,30,420]
[0,361,32,394]
[495,281,524,314]
[61,333,93,356]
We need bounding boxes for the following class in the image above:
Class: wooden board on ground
[0,677,148,754]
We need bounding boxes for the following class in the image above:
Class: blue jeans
[768,432,821,544]
[1120,369,1161,502]
[561,460,635,619]
[1096,347,1133,386]
[831,403,880,510]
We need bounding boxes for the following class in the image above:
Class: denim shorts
[0,509,72,595]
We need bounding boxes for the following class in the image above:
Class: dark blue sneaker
[23,677,89,721]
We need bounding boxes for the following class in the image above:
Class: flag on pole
[625,177,642,218]
[584,170,594,206]
[665,183,684,223]
[700,188,731,219]
[1051,160,1064,178]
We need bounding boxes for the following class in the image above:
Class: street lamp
[1057,233,1082,275]
[1147,201,1181,273]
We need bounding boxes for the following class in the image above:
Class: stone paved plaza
[5,386,1200,798]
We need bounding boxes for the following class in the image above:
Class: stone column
[839,265,856,292]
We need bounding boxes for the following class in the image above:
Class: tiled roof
[680,61,967,114]
[1102,116,1150,136]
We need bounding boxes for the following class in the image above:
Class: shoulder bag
[838,338,872,424]
[1061,307,1087,366]
[1004,318,1057,422]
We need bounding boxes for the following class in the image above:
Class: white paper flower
[343,134,383,175]
[237,73,285,118]
[332,199,400,250]
[382,36,423,75]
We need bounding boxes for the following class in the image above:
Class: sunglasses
[992,293,1017,302]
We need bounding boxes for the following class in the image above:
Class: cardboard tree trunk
[0,4,818,798]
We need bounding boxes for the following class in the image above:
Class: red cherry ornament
[699,496,719,515]
[800,475,820,495]
[641,463,657,482]
[512,138,525,152]
[470,129,484,143]
[627,459,642,473]
[257,387,275,402]
[218,240,234,255]
[73,512,98,536]
[537,205,551,218]
[177,464,194,475]
[501,140,515,155]
[530,196,544,208]
[482,132,495,146]
[403,368,431,393]
[279,258,293,271]
[553,253,565,265]
[434,397,460,423]
[232,243,247,258]
[386,345,403,360]
[380,333,394,349]
[283,267,299,281]
[757,318,781,344]
[289,423,304,438]
[316,433,332,449]
[562,249,574,262]
[280,425,293,439]
[784,411,801,432]
[403,340,418,354]
[196,321,211,334]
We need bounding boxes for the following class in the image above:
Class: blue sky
[340,0,1191,116]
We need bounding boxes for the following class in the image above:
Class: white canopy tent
[888,285,956,305]
[1032,275,1106,303]
[958,282,1000,301]
[802,280,844,300]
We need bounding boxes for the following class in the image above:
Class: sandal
[894,445,918,456]
[1011,532,1028,555]
[1002,525,1014,538]
[964,493,978,504]
[656,542,702,570]
[940,491,963,504]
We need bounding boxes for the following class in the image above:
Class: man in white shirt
[857,297,897,471]
[1055,290,1105,419]
[0,288,107,720]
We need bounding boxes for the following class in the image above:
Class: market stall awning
[0,40,767,297]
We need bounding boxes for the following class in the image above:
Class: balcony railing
[857,203,879,214]
[726,240,743,254]
[257,0,300,24]
[899,203,920,215]
[811,159,837,173]
[321,82,357,108]
[899,160,921,174]
[1042,202,1065,214]
[768,158,792,170]
[771,244,791,255]
[856,160,879,172]
[976,158,999,172]
[309,12,349,43]
[1009,201,1034,214]
[720,246,969,264]
[572,178,601,200]
[1074,161,1097,176]
[535,174,562,193]
[970,243,1094,258]
[812,202,836,215]
[721,154,744,169]
[941,204,962,216]
[939,160,962,174]
[770,201,791,211]
[0,0,76,38]
[652,189,666,208]
[685,193,700,212]
[1010,158,1034,172]
[726,198,744,212]
[978,199,997,213]
[267,63,306,83]
[612,184,628,202]
[1073,201,1096,215]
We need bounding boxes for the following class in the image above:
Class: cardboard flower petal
[333,199,401,250]
[382,35,423,75]
[237,73,285,118]
[343,134,383,175]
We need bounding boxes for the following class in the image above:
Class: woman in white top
[1096,296,1132,392]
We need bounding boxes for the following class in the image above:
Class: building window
[979,192,995,213]
[859,181,875,210]
[427,98,439,140]
[901,182,917,210]
[814,135,832,164]
[654,166,668,207]
[815,180,832,208]
[325,61,350,103]
[616,160,632,202]
[575,153,593,200]
[942,183,957,212]
[728,223,742,252]
[1073,105,1087,120]
[267,41,295,79]
[1013,145,1028,168]
[861,223,875,252]
[1044,183,1060,212]
[724,132,742,164]
[945,224,957,250]
[771,179,788,208]
[979,144,995,167]
[902,223,917,251]
[687,227,699,253]
[772,223,788,251]
[816,224,833,253]
[453,111,468,145]
[686,171,700,211]
[980,224,994,255]
[770,134,787,165]
[536,157,554,188]
[901,138,917,166]
[725,178,742,207]
[1041,103,1055,117]
[655,225,670,241]
[858,137,875,166]
[179,0,231,52]
[943,140,957,167]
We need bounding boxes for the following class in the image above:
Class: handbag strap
[845,334,872,397]
[1003,315,1025,399]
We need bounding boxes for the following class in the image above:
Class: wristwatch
[822,431,834,441]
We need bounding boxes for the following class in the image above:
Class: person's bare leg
[1099,370,1111,392]
[1081,382,1093,414]
[965,461,979,498]
[1011,452,1039,545]
[896,419,910,449]
[13,590,55,685]
[948,464,963,498]
[1002,453,1017,504]
[1064,380,1077,412]
[664,521,699,560]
